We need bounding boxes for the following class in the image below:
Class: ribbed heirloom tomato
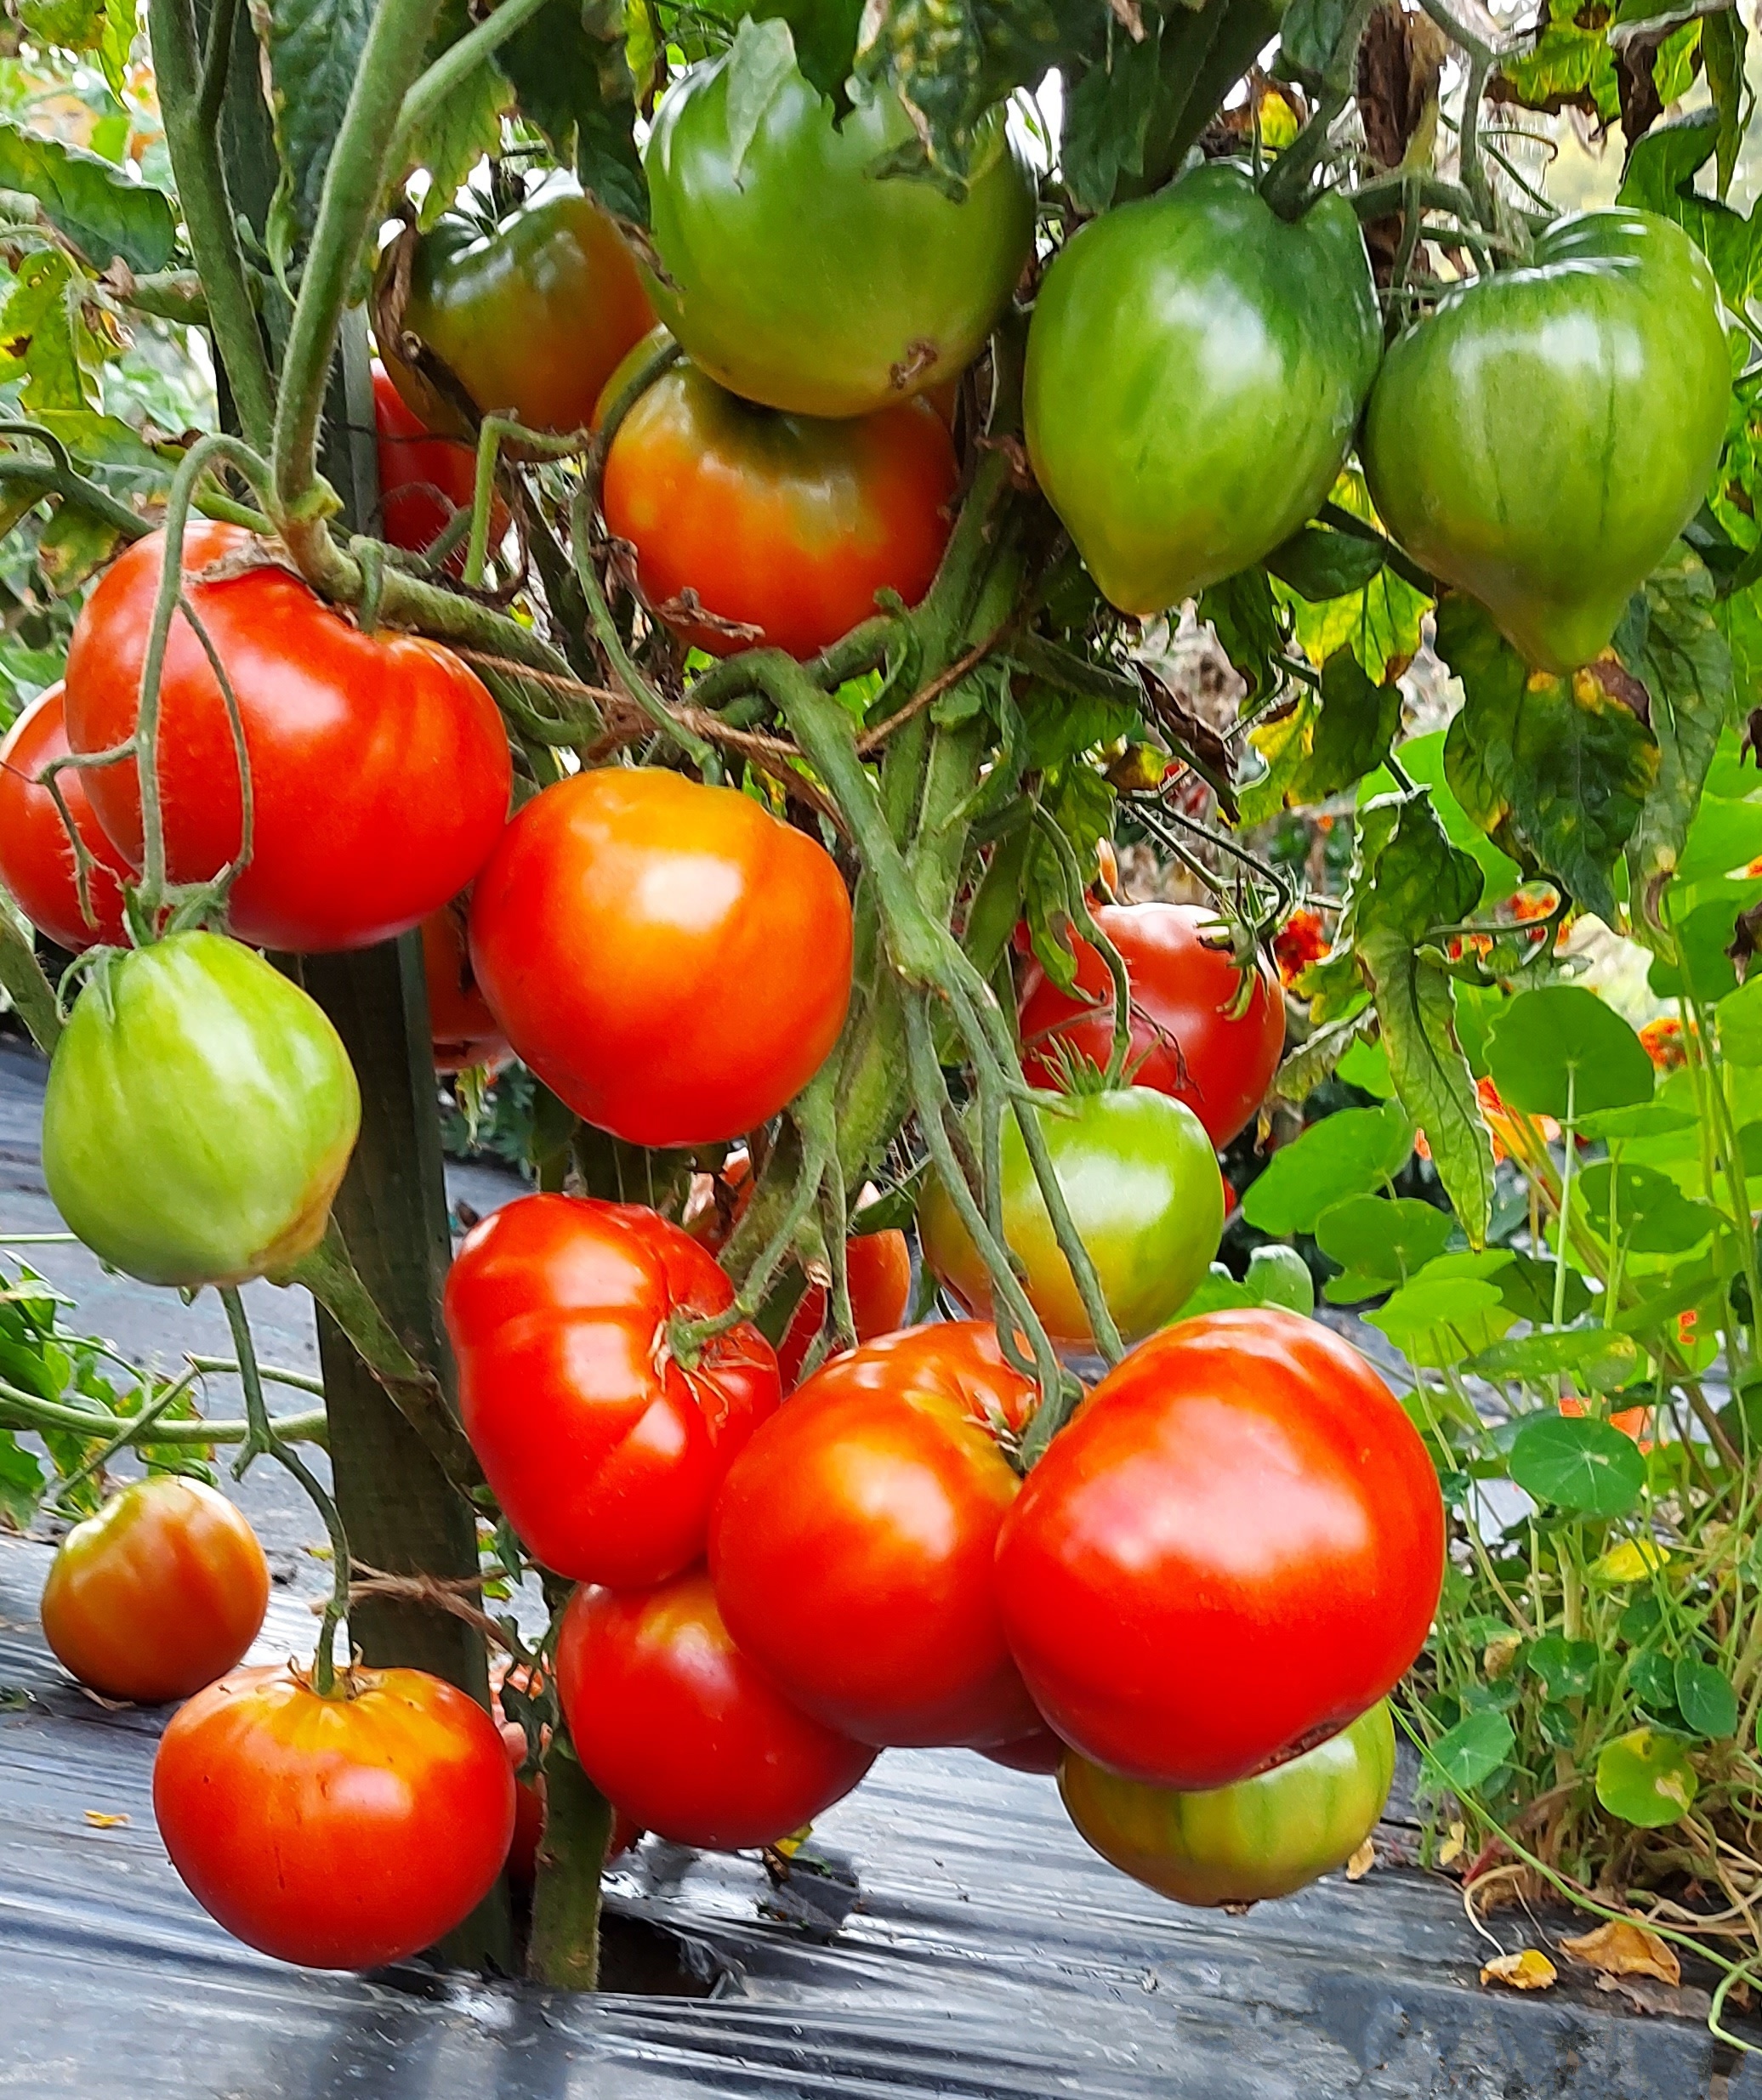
[0,681,129,950]
[154,1663,514,1969]
[555,1569,875,1849]
[600,339,957,659]
[62,523,512,952]
[445,1193,780,1585]
[996,1308,1444,1791]
[1018,903,1285,1148]
[709,1323,1043,1747]
[381,190,656,439]
[469,767,853,1146]
[40,1477,269,1703]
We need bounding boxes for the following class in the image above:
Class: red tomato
[153,1662,514,1968]
[445,1193,780,1585]
[775,1227,913,1388]
[500,1718,548,1888]
[40,1476,268,1703]
[0,682,130,949]
[554,1568,874,1850]
[600,343,956,659]
[1017,904,1285,1146]
[421,897,508,1074]
[62,523,512,952]
[981,1727,1065,1774]
[709,1322,1043,1748]
[469,767,852,1146]
[372,365,509,570]
[996,1308,1445,1791]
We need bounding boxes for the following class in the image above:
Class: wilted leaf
[499,0,645,223]
[1590,1536,1674,1582]
[36,502,122,595]
[1560,1920,1681,1986]
[1493,0,1620,120]
[395,0,514,230]
[1345,1837,1375,1881]
[1595,1727,1698,1826]
[82,1808,128,1826]
[1481,1949,1559,1991]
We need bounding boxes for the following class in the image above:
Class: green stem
[1552,1067,1576,1328]
[0,1377,327,1447]
[50,1365,202,1501]
[465,416,583,588]
[145,0,276,451]
[526,1731,611,1989]
[196,0,241,131]
[1032,809,1131,1084]
[0,457,145,542]
[1259,0,1381,222]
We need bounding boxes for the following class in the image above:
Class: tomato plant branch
[222,1285,351,1691]
[0,1376,327,1449]
[1260,0,1380,220]
[854,619,1013,757]
[465,416,583,588]
[1031,809,1133,1084]
[146,0,276,454]
[48,1365,203,1502]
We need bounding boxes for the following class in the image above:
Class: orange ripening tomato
[153,1662,514,1968]
[40,1476,269,1703]
[420,898,509,1075]
[0,681,130,950]
[555,1569,875,1850]
[1018,903,1285,1146]
[600,339,957,659]
[469,766,852,1146]
[445,1193,781,1585]
[62,523,512,953]
[372,365,509,570]
[996,1308,1445,1791]
[775,1227,913,1388]
[709,1322,1044,1748]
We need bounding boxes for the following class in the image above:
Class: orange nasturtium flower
[1639,1016,1686,1071]
[1273,907,1329,990]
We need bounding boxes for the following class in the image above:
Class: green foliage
[253,0,378,272]
[1240,1099,1414,1234]
[1486,985,1654,1121]
[0,121,174,270]
[500,0,645,222]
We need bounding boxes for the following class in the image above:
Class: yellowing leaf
[1438,1821,1466,1867]
[1560,1920,1681,1986]
[1483,1633,1522,1679]
[1481,1949,1558,1991]
[1346,1837,1376,1881]
[82,1809,128,1827]
[1589,1537,1674,1583]
[1259,88,1300,150]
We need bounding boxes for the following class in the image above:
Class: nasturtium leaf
[1526,1635,1599,1700]
[1486,985,1654,1121]
[1171,1263,1257,1320]
[1315,1194,1453,1285]
[1469,1326,1640,1393]
[1427,1709,1515,1793]
[1719,975,1762,1067]
[1628,1648,1679,1712]
[1594,1727,1698,1827]
[1244,1243,1315,1316]
[1674,1658,1738,1740]
[1508,1414,1646,1516]
[1538,1700,1578,1749]
[1577,1102,1697,1142]
[1364,1274,1512,1367]
[1576,1161,1717,1254]
[1669,789,1762,887]
[1240,1101,1415,1236]
[1334,1036,1395,1098]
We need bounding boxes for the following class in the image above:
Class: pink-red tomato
[554,1568,875,1850]
[153,1662,514,1968]
[709,1323,1043,1748]
[420,898,509,1074]
[1017,903,1285,1147]
[775,1227,913,1388]
[40,1476,268,1702]
[445,1193,780,1585]
[62,523,512,952]
[0,682,130,949]
[468,766,852,1146]
[996,1308,1445,1791]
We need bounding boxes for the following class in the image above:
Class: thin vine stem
[465,415,584,588]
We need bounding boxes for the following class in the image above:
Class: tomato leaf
[1486,984,1654,1121]
[250,0,377,270]
[1595,1726,1698,1826]
[1617,110,1760,309]
[723,16,799,184]
[499,0,646,224]
[1265,523,1386,603]
[1509,1414,1647,1515]
[1608,0,1731,48]
[1278,0,1361,83]
[1492,0,1621,121]
[1198,565,1288,705]
[1241,1099,1415,1235]
[36,502,123,596]
[0,1430,45,1529]
[1701,3,1748,198]
[1060,14,1166,216]
[395,0,514,232]
[0,249,93,410]
[0,121,175,273]
[1426,1709,1515,1793]
[16,0,135,98]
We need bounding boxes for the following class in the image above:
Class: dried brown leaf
[1560,1920,1681,1986]
[1480,1949,1558,1991]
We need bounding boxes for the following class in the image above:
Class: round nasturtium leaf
[1486,985,1654,1121]
[1508,1414,1646,1518]
[1594,1727,1698,1828]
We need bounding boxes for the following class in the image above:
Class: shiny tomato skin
[981,1727,1065,1775]
[153,1662,515,1969]
[600,343,956,659]
[1060,1700,1395,1907]
[775,1227,913,1388]
[468,767,852,1147]
[555,1569,875,1850]
[709,1322,1043,1748]
[40,1477,269,1703]
[62,523,512,953]
[372,365,508,568]
[421,898,509,1075]
[0,682,130,950]
[384,191,656,440]
[996,1308,1445,1791]
[1018,903,1284,1147]
[445,1193,781,1586]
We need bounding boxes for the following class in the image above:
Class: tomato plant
[41,1477,270,1703]
[996,1309,1445,1790]
[1060,1700,1395,1907]
[600,339,957,659]
[468,766,852,1146]
[446,1192,779,1585]
[709,1322,1043,1747]
[62,523,513,953]
[381,190,656,440]
[42,932,361,1288]
[918,1084,1224,1348]
[554,1568,875,1849]
[154,1662,514,1968]
[0,682,130,951]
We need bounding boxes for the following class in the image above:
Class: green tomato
[1361,209,1728,675]
[1059,1700,1395,1907]
[1024,162,1380,616]
[43,932,361,1288]
[917,1086,1225,1349]
[643,45,1036,417]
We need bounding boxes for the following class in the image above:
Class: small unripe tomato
[41,1476,269,1703]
